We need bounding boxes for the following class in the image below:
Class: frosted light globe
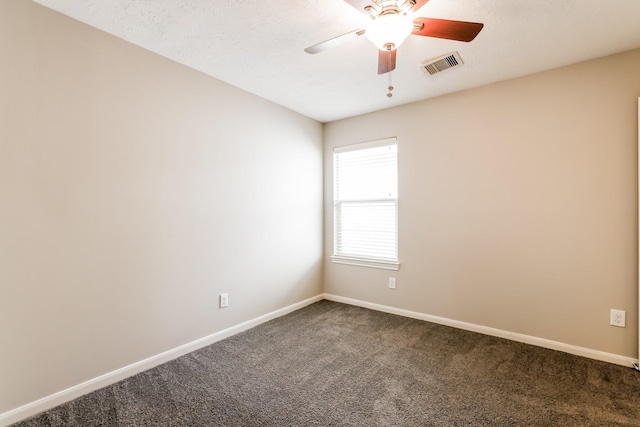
[366,14,414,51]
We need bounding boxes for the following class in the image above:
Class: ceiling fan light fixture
[366,14,414,51]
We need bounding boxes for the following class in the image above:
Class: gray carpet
[12,300,640,426]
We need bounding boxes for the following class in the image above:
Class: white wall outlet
[219,293,229,308]
[610,309,625,327]
[388,277,396,289]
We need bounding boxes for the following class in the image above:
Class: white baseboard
[323,293,639,368]
[0,294,324,427]
[3,293,635,426]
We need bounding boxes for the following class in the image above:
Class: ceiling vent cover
[421,51,464,75]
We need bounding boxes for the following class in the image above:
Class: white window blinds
[332,138,399,270]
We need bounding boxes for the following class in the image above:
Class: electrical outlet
[610,309,625,327]
[220,293,229,308]
[388,277,396,289]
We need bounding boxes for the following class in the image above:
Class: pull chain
[387,72,394,98]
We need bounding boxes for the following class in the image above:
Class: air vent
[420,51,464,75]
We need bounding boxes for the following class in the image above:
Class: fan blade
[344,0,429,14]
[304,29,366,54]
[412,17,484,42]
[410,0,430,13]
[378,49,397,75]
[343,0,377,14]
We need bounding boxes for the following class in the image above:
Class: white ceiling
[33,0,640,123]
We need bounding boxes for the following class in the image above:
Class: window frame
[331,137,400,271]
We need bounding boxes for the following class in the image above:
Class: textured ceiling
[33,0,640,123]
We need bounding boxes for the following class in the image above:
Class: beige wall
[325,49,640,359]
[0,0,322,414]
[2,0,639,419]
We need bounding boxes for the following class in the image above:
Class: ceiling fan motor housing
[365,0,417,16]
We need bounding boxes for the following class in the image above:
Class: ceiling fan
[304,0,484,75]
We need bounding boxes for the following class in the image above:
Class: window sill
[330,255,400,271]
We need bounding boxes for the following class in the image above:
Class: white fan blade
[304,29,366,54]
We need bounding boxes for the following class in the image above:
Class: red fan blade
[412,17,483,42]
[344,0,430,14]
[304,29,366,54]
[378,49,397,75]
[410,0,430,13]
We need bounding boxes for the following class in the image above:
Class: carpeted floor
[12,300,640,426]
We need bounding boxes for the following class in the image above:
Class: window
[332,137,399,270]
